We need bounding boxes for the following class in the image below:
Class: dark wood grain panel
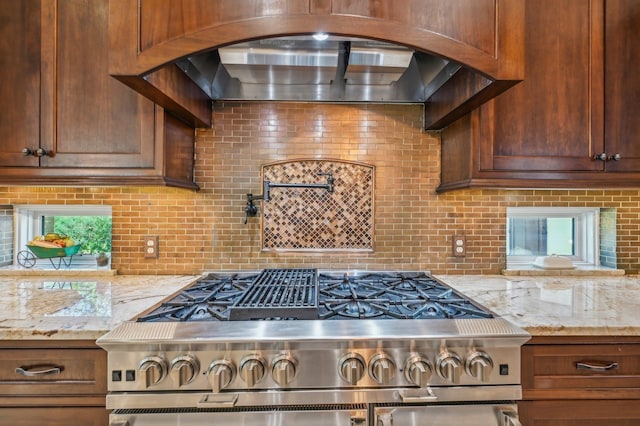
[604,0,640,173]
[0,1,41,167]
[487,0,604,170]
[139,0,311,51]
[519,337,640,424]
[0,347,107,396]
[163,111,195,184]
[0,341,107,426]
[0,407,108,426]
[47,0,157,168]
[119,0,523,79]
[518,400,640,425]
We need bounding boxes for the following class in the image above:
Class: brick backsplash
[1,102,639,274]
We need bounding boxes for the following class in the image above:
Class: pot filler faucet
[245,172,334,224]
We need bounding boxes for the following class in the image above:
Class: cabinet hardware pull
[22,148,34,156]
[576,361,619,372]
[15,364,63,376]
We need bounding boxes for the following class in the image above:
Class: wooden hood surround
[108,0,524,130]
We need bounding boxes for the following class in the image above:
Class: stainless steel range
[97,269,530,426]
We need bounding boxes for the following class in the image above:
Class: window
[506,207,599,267]
[14,205,112,269]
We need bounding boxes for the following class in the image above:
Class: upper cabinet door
[0,2,41,167]
[603,0,640,173]
[479,0,605,173]
[39,0,156,169]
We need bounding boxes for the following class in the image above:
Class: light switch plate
[143,236,159,258]
[452,235,466,257]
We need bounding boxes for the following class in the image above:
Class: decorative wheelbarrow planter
[17,244,83,270]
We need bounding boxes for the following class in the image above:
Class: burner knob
[170,355,199,388]
[240,354,266,387]
[465,351,494,382]
[139,356,168,388]
[369,353,397,385]
[271,354,297,387]
[208,360,235,393]
[404,355,433,388]
[338,353,366,386]
[435,351,463,384]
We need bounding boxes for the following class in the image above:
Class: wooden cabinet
[438,0,640,191]
[0,1,41,168]
[603,0,640,173]
[518,336,640,425]
[0,0,198,189]
[0,340,108,426]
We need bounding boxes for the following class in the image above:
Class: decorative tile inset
[262,160,374,251]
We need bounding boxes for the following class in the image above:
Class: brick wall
[1,103,639,274]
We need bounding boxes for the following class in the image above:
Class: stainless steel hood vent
[218,38,340,85]
[344,41,414,85]
[177,36,455,103]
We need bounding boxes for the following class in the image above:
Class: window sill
[0,264,117,277]
[503,265,625,277]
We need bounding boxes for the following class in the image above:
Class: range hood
[109,0,525,130]
[177,36,458,103]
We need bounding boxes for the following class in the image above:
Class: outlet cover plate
[452,235,466,257]
[144,236,159,258]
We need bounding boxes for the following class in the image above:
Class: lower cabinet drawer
[0,347,107,396]
[0,406,108,426]
[518,400,640,425]
[523,343,640,390]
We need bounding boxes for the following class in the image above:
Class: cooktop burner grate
[136,273,256,322]
[228,268,318,320]
[136,270,493,322]
[317,272,493,320]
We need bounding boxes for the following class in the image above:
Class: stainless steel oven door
[374,403,522,426]
[109,405,368,426]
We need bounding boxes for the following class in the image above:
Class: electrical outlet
[144,236,159,258]
[452,235,466,257]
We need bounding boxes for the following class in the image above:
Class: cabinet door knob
[34,148,51,157]
[22,148,34,156]
[608,153,622,161]
[593,153,608,161]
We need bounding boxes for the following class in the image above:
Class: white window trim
[506,207,600,267]
[13,204,112,267]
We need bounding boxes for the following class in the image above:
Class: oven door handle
[196,393,238,408]
[501,409,522,426]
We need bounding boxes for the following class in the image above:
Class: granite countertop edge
[1,274,639,341]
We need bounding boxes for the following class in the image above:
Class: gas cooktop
[137,269,494,322]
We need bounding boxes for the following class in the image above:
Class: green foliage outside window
[45,216,112,255]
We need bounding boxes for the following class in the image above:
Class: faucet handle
[244,194,259,224]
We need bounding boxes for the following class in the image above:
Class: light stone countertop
[0,275,200,340]
[1,274,639,341]
[436,274,640,336]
